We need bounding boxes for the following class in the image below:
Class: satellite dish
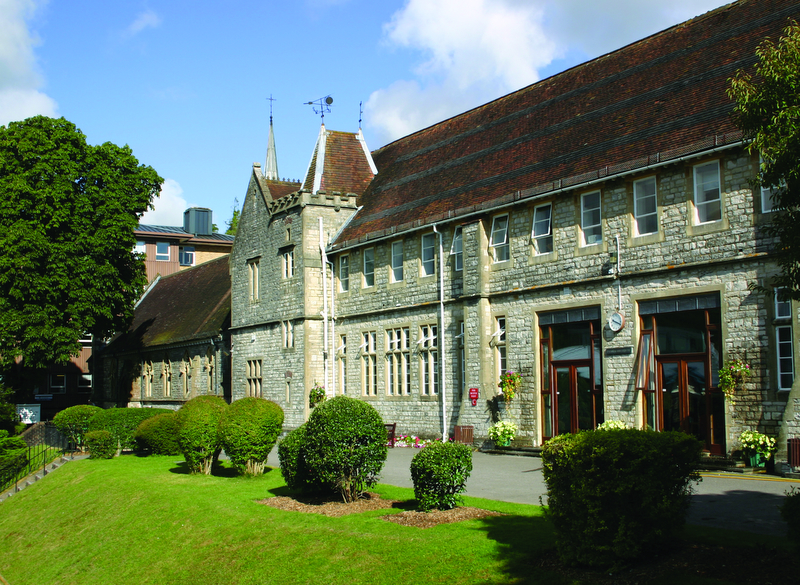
[325,96,333,105]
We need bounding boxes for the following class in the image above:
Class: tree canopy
[0,116,163,369]
[225,198,240,236]
[728,21,800,294]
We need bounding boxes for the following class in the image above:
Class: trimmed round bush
[177,395,227,474]
[85,430,116,459]
[87,407,172,451]
[0,430,28,484]
[541,428,701,568]
[53,404,103,450]
[218,397,284,476]
[134,412,181,456]
[278,424,324,493]
[303,396,387,502]
[410,441,473,511]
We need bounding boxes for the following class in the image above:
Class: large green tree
[728,21,800,294]
[0,116,163,369]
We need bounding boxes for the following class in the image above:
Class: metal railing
[1,422,69,494]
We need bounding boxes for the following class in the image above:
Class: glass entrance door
[555,365,594,434]
[657,359,708,440]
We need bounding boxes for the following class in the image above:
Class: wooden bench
[385,423,397,447]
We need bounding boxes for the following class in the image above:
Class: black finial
[359,101,363,130]
[267,94,276,124]
[305,95,333,122]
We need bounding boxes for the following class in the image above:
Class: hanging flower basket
[309,383,326,408]
[719,359,751,405]
[498,371,522,402]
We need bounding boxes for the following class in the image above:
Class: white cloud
[126,9,161,37]
[140,179,188,226]
[366,0,730,145]
[0,0,58,125]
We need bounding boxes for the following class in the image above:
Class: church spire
[264,95,279,181]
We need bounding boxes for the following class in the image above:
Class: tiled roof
[256,174,302,201]
[104,255,231,352]
[334,0,800,247]
[302,127,375,195]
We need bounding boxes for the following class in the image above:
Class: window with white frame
[633,177,658,235]
[391,241,404,282]
[694,161,721,223]
[361,331,377,396]
[451,227,463,271]
[419,324,438,395]
[135,241,146,256]
[179,246,195,266]
[421,233,436,276]
[581,191,602,245]
[282,249,294,279]
[247,258,260,302]
[532,203,553,254]
[775,288,794,391]
[162,359,172,397]
[282,320,294,349]
[155,241,170,261]
[337,334,347,395]
[339,255,349,292]
[246,359,262,397]
[386,327,411,396]
[493,316,507,380]
[363,247,375,287]
[49,373,66,394]
[490,215,510,262]
[78,373,92,390]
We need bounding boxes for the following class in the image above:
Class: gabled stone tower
[230,120,376,428]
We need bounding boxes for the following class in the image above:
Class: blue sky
[1,0,732,229]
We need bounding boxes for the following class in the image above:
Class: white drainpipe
[433,224,447,441]
[326,260,336,396]
[319,217,329,395]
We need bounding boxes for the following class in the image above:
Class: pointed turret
[264,113,279,181]
[301,123,376,196]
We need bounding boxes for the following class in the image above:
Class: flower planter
[745,451,765,468]
[495,439,511,448]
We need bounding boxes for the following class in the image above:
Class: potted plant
[719,359,751,405]
[308,383,326,408]
[739,429,776,468]
[498,370,522,403]
[488,420,517,447]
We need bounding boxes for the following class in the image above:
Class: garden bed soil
[257,492,502,528]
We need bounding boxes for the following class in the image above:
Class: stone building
[229,0,800,463]
[101,254,231,409]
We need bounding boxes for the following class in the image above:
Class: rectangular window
[338,335,347,395]
[633,177,658,235]
[777,326,794,390]
[282,320,294,349]
[420,324,439,395]
[282,249,294,279]
[135,241,146,256]
[581,191,602,245]
[386,327,411,395]
[450,227,463,271]
[532,203,553,254]
[339,255,349,292]
[247,258,260,302]
[760,155,780,213]
[78,373,92,389]
[776,288,792,319]
[694,161,721,223]
[361,331,377,396]
[490,215,510,262]
[363,247,375,288]
[246,359,262,398]
[49,373,66,394]
[391,241,404,282]
[494,317,507,380]
[155,241,170,261]
[421,233,436,276]
[179,246,195,266]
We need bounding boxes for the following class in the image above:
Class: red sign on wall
[468,387,479,406]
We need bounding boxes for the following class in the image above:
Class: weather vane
[305,95,333,122]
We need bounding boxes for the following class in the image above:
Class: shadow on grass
[167,460,278,478]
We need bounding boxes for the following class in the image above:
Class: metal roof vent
[184,207,213,235]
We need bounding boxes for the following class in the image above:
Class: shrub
[410,442,473,511]
[781,486,800,547]
[277,424,323,492]
[0,429,28,484]
[218,397,283,476]
[53,404,103,449]
[85,430,116,459]
[88,408,171,451]
[177,395,227,474]
[303,396,388,502]
[541,428,701,568]
[134,412,181,456]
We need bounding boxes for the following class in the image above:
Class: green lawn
[0,455,792,585]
